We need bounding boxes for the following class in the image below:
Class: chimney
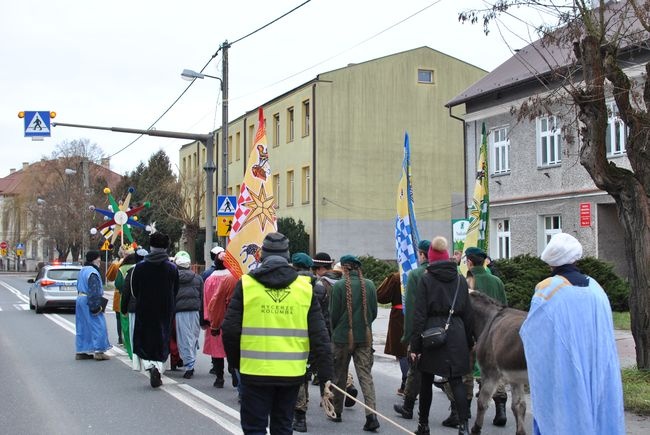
[9,168,16,174]
[22,162,29,170]
[100,157,110,169]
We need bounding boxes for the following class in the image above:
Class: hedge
[491,255,630,312]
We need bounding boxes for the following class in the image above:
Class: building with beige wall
[180,47,485,260]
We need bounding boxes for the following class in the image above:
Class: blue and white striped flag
[396,133,420,309]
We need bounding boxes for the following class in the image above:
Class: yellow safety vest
[240,274,312,377]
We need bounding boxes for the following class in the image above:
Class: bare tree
[25,139,115,262]
[460,0,650,368]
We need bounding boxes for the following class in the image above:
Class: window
[273,173,280,209]
[248,124,255,155]
[537,115,562,166]
[491,127,510,174]
[544,215,562,245]
[227,186,233,195]
[606,102,626,157]
[272,113,280,147]
[227,135,233,163]
[286,170,294,206]
[496,219,511,259]
[236,132,241,161]
[301,166,310,204]
[302,100,310,137]
[417,69,434,84]
[287,107,294,142]
[236,184,240,196]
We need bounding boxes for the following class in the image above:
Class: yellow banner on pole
[224,107,276,279]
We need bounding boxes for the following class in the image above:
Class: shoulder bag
[420,276,461,349]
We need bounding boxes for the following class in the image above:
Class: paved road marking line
[15,303,29,310]
[1,279,242,430]
[0,281,30,303]
[177,384,241,420]
[164,384,241,434]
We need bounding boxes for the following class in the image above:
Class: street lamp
[62,160,89,259]
[181,44,230,254]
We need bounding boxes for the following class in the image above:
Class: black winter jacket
[410,260,474,377]
[175,269,204,313]
[222,256,334,386]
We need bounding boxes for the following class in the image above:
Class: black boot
[292,410,307,432]
[213,376,225,388]
[458,420,470,435]
[345,384,358,407]
[210,357,218,375]
[363,414,380,432]
[393,397,415,419]
[493,399,507,426]
[415,423,430,435]
[441,402,459,427]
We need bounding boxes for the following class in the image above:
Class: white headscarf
[541,233,583,267]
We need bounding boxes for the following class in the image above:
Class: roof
[0,159,122,196]
[447,0,642,108]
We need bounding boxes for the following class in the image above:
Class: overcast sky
[0,0,543,178]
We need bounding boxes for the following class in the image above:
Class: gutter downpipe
[311,83,317,254]
[447,106,468,219]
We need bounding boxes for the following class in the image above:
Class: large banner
[460,123,489,275]
[395,133,420,308]
[224,108,276,279]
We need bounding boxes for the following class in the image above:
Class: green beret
[339,254,361,266]
[291,252,313,268]
[418,240,431,253]
[465,247,487,258]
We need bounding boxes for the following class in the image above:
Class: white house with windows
[447,24,636,279]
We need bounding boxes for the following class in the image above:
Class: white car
[28,263,82,313]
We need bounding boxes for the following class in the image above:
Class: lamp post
[181,39,230,249]
[63,159,89,259]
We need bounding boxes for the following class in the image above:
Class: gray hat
[260,232,290,260]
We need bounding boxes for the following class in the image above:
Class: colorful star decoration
[240,184,275,232]
[89,187,152,248]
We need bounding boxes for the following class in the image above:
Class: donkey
[469,291,529,435]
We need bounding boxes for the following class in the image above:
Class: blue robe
[75,265,111,354]
[520,275,625,435]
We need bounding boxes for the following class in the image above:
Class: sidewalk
[372,307,650,434]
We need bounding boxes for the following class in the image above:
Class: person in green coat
[465,246,508,427]
[329,255,380,432]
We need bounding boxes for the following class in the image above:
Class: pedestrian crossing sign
[217,195,237,216]
[23,111,51,138]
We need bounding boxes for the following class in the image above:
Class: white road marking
[0,278,241,431]
[0,281,30,303]
[15,303,29,310]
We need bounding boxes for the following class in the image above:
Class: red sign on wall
[579,202,591,227]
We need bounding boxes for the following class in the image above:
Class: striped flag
[395,133,420,308]
[224,107,276,279]
[461,122,490,274]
